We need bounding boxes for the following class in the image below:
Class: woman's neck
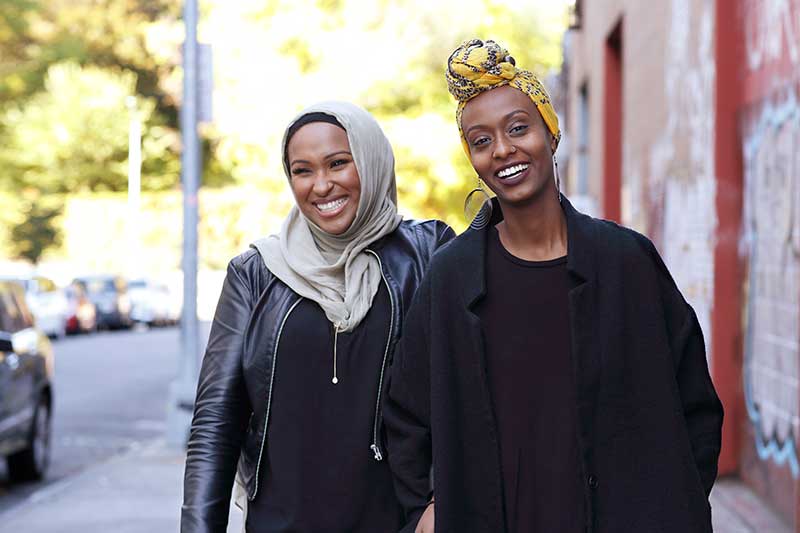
[495,193,568,261]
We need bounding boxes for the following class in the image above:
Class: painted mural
[741,89,800,477]
[740,0,800,479]
[744,0,800,72]
[642,0,717,363]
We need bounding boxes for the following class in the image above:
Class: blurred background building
[560,0,800,528]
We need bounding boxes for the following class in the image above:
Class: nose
[312,171,334,196]
[493,135,515,159]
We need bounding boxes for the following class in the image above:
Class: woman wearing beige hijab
[181,101,453,532]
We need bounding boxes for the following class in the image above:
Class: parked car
[128,278,178,327]
[0,281,54,482]
[0,276,69,339]
[72,275,132,330]
[64,282,97,334]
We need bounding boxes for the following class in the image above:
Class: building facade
[561,0,800,527]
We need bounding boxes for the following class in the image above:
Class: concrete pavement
[0,439,241,533]
[710,479,794,533]
[0,437,791,533]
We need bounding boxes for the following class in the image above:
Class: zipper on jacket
[366,249,395,462]
[332,323,340,384]
[250,297,302,501]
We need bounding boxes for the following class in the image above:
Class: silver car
[0,276,69,339]
[0,281,54,482]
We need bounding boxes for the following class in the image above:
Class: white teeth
[316,198,347,212]
[497,163,529,178]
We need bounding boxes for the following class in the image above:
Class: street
[0,325,183,517]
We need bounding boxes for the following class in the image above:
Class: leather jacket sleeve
[181,258,253,533]
[419,220,456,259]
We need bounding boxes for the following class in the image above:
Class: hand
[415,502,435,533]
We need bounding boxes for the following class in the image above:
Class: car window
[12,289,34,329]
[0,289,13,332]
[1,278,31,292]
[71,283,86,298]
[0,288,24,332]
[83,279,115,294]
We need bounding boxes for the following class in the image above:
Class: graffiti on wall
[741,89,800,477]
[744,0,800,71]
[643,0,716,361]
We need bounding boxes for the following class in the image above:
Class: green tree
[0,0,181,124]
[207,0,569,230]
[0,62,179,194]
[8,193,63,264]
[0,62,181,262]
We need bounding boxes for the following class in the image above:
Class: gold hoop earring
[553,155,562,204]
[464,177,492,230]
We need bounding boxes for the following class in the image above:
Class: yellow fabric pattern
[445,38,561,154]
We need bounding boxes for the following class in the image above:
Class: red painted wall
[713,0,744,479]
[602,20,622,222]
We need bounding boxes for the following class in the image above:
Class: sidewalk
[0,438,791,533]
[710,478,793,533]
[0,439,243,533]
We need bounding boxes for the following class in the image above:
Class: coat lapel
[457,202,497,310]
[561,197,601,507]
[454,200,507,528]
[452,196,601,529]
[457,196,602,399]
[561,197,600,394]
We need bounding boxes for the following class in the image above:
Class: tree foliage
[0,1,185,262]
[0,62,179,194]
[0,0,181,122]
[8,192,63,264]
[0,0,569,266]
[205,0,568,230]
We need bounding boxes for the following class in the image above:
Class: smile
[496,163,530,180]
[315,197,348,213]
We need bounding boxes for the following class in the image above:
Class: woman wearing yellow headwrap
[384,39,722,533]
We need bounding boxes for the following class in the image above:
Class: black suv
[0,281,54,482]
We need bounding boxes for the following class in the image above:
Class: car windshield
[83,279,116,294]
[0,278,31,292]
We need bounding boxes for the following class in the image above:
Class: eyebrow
[290,150,352,166]
[464,109,531,136]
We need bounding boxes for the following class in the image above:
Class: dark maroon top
[477,226,585,533]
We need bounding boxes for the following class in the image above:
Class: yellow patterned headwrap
[446,38,561,155]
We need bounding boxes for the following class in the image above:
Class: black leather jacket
[181,219,454,532]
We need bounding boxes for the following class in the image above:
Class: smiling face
[286,122,361,235]
[461,85,557,209]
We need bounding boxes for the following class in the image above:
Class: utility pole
[167,0,200,447]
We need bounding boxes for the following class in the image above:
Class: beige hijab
[252,101,402,332]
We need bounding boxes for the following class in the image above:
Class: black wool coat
[384,196,724,533]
